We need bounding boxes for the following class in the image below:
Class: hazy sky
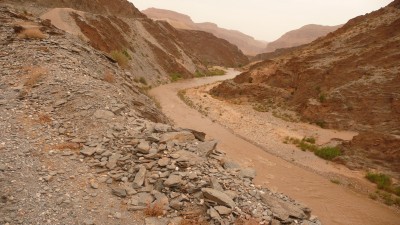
[129,0,392,41]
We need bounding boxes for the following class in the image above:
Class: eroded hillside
[143,7,267,56]
[0,4,320,225]
[264,24,341,53]
[6,0,248,85]
[211,1,400,176]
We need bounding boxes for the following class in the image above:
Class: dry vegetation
[144,202,164,217]
[22,66,47,88]
[18,28,46,39]
[36,113,52,124]
[52,142,82,152]
[103,71,115,83]
[110,50,129,68]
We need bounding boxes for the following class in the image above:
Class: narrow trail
[149,69,400,225]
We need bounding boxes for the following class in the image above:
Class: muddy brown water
[150,69,400,225]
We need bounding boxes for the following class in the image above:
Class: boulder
[202,188,236,208]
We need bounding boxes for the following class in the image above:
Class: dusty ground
[185,81,364,181]
[150,69,400,225]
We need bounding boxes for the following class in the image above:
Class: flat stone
[137,141,150,154]
[261,194,308,221]
[133,166,147,188]
[54,99,67,107]
[106,153,121,169]
[210,177,224,191]
[223,160,241,170]
[112,188,127,198]
[154,123,171,133]
[159,131,195,143]
[157,157,170,167]
[90,179,99,189]
[164,174,182,187]
[94,110,115,120]
[214,206,232,215]
[80,147,96,156]
[197,140,217,157]
[202,188,236,208]
[130,192,154,206]
[239,168,257,179]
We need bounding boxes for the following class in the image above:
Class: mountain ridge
[142,7,267,56]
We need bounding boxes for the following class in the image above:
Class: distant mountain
[142,8,267,56]
[264,24,342,53]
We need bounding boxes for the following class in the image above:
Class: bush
[303,137,316,144]
[18,28,46,39]
[144,202,164,217]
[366,172,392,190]
[139,77,147,85]
[103,71,115,83]
[314,147,341,160]
[208,68,226,76]
[110,50,129,68]
[170,72,183,82]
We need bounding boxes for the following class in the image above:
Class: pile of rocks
[77,119,319,225]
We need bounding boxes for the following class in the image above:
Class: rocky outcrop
[211,1,400,176]
[0,5,319,225]
[143,7,267,56]
[264,24,341,53]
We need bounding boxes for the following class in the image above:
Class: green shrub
[139,77,147,85]
[303,137,316,144]
[314,147,341,160]
[110,50,129,68]
[319,93,327,103]
[170,72,183,82]
[208,68,226,76]
[366,172,392,190]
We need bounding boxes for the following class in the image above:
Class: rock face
[143,7,267,56]
[211,1,400,177]
[0,4,319,225]
[264,24,341,53]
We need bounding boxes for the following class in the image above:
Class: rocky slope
[264,24,341,53]
[143,7,267,56]
[6,0,248,85]
[0,4,319,225]
[211,1,400,177]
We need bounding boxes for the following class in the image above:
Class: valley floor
[150,69,400,225]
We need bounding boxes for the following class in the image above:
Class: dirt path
[150,69,400,225]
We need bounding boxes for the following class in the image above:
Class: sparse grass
[330,179,341,184]
[319,93,327,103]
[53,142,81,151]
[366,172,392,190]
[144,202,164,217]
[37,113,52,124]
[170,72,183,82]
[303,137,316,144]
[252,103,269,112]
[103,71,115,83]
[272,110,298,122]
[18,28,46,39]
[285,136,341,160]
[315,120,326,128]
[23,67,47,88]
[208,68,226,76]
[314,147,341,160]
[110,50,129,68]
[139,77,147,85]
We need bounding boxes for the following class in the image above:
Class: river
[149,69,399,225]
